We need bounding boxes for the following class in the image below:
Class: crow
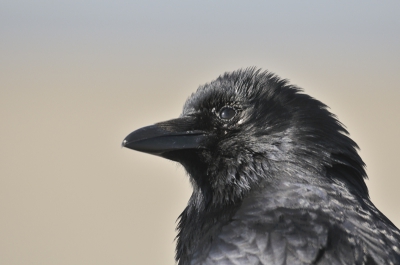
[122,68,400,265]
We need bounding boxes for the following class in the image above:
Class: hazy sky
[1,1,399,265]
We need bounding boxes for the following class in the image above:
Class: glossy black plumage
[123,68,400,265]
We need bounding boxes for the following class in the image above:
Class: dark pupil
[219,107,236,119]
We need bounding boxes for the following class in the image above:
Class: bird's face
[123,68,366,204]
[123,70,299,203]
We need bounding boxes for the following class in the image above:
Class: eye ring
[219,106,237,120]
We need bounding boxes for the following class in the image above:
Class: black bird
[123,68,400,265]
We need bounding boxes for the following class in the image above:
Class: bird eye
[219,106,236,120]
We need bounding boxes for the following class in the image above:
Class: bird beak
[122,117,210,158]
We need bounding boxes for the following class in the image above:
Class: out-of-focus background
[1,1,399,264]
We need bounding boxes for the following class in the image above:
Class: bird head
[123,68,367,206]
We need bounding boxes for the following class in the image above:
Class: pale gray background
[1,1,399,264]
